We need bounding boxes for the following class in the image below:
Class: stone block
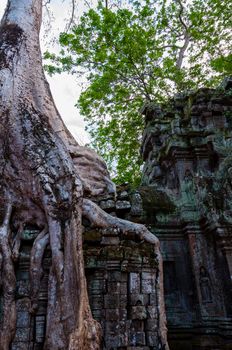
[106,260,121,269]
[14,328,30,342]
[35,315,46,343]
[101,227,120,236]
[89,295,103,310]
[129,273,140,293]
[105,321,118,333]
[130,331,146,346]
[105,308,120,321]
[84,257,97,268]
[120,282,127,294]
[120,294,128,308]
[118,190,129,199]
[108,281,121,294]
[108,271,122,282]
[116,200,131,211]
[118,332,129,347]
[11,343,29,350]
[100,199,116,211]
[141,278,154,294]
[16,311,30,328]
[16,280,30,298]
[107,248,124,259]
[131,319,144,332]
[149,292,157,305]
[141,272,154,280]
[88,279,105,293]
[105,334,121,348]
[16,299,30,311]
[104,294,120,309]
[101,236,120,245]
[145,319,158,331]
[130,306,147,320]
[147,305,157,319]
[146,331,158,346]
[84,230,101,242]
[119,308,127,320]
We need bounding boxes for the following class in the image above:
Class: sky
[0,0,90,145]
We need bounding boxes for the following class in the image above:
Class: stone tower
[138,79,232,349]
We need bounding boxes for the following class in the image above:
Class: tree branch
[175,0,191,68]
[66,0,76,32]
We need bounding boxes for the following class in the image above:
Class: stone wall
[84,226,160,349]
[6,204,163,350]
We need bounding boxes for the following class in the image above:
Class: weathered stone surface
[84,235,161,349]
[129,273,141,293]
[100,199,116,211]
[130,306,147,320]
[136,83,232,350]
[116,200,131,211]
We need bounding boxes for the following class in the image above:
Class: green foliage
[44,0,232,184]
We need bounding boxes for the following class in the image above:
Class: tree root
[11,223,24,262]
[0,201,16,350]
[82,198,169,349]
[30,225,49,313]
[0,252,2,289]
[64,209,102,350]
[47,217,64,285]
[69,317,102,350]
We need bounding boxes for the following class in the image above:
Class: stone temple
[3,80,232,349]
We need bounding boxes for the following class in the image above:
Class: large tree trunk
[0,1,169,349]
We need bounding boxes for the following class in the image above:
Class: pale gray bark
[0,0,168,349]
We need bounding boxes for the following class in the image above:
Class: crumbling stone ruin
[5,79,232,350]
[85,79,232,349]
[136,79,232,349]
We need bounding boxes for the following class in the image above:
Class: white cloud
[0,0,90,145]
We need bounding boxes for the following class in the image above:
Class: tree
[0,1,168,349]
[45,0,232,184]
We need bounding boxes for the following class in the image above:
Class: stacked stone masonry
[95,79,232,349]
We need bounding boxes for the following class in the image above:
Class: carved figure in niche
[199,266,212,303]
[224,167,232,208]
[163,160,180,191]
[196,175,207,199]
[149,162,164,187]
[195,175,210,216]
[130,191,143,216]
[180,169,196,205]
[220,166,232,223]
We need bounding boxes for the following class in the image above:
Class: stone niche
[7,227,50,350]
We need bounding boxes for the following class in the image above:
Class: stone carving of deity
[199,266,212,303]
[180,169,196,205]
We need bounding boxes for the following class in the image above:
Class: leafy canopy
[44,0,232,184]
